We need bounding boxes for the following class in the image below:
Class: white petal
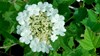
[50,35,58,42]
[21,28,31,36]
[76,0,83,2]
[19,37,26,43]
[16,25,21,34]
[25,39,30,44]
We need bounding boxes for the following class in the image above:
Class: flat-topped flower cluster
[16,2,66,53]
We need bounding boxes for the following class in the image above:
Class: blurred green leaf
[58,2,71,21]
[83,0,95,4]
[0,0,10,2]
[62,51,71,56]
[68,37,74,49]
[53,52,61,56]
[79,27,95,50]
[79,27,100,50]
[0,19,10,32]
[94,36,100,48]
[53,0,75,5]
[59,36,72,52]
[14,3,21,11]
[49,51,61,56]
[24,46,34,56]
[53,0,58,8]
[65,0,75,5]
[70,46,83,56]
[62,46,91,56]
[0,1,10,12]
[74,7,87,22]
[75,46,91,56]
[3,38,17,52]
[51,38,60,51]
[2,11,17,33]
[28,0,40,4]
[0,30,18,52]
[81,9,100,32]
[82,18,100,32]
[87,10,97,22]
[95,0,100,3]
[66,22,84,38]
[53,0,64,4]
[0,30,18,43]
[95,3,100,14]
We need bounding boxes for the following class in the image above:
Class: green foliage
[87,10,97,22]
[0,1,10,12]
[95,3,100,14]
[79,27,100,50]
[68,37,74,49]
[0,0,100,56]
[0,30,18,52]
[83,0,95,4]
[28,0,41,4]
[74,7,87,22]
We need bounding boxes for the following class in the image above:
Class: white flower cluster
[16,2,66,53]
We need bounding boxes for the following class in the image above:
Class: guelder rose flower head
[16,2,66,53]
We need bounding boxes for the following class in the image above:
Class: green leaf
[70,46,83,56]
[65,0,75,5]
[51,38,60,51]
[53,0,59,8]
[53,52,61,56]
[59,36,72,52]
[0,0,9,2]
[82,18,100,32]
[87,10,97,22]
[2,11,17,33]
[95,3,100,14]
[95,0,100,3]
[0,30,18,52]
[24,51,34,56]
[94,36,100,48]
[0,30,18,43]
[58,2,70,14]
[62,46,91,56]
[24,46,34,56]
[74,7,87,22]
[3,38,16,52]
[2,11,16,21]
[0,19,10,32]
[54,0,64,4]
[58,3,71,21]
[79,27,100,50]
[76,46,91,56]
[28,0,40,4]
[79,27,95,50]
[0,1,10,12]
[66,22,83,38]
[68,37,74,49]
[53,0,75,6]
[49,51,61,56]
[62,51,71,56]
[14,3,21,11]
[83,0,95,4]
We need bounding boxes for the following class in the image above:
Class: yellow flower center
[29,12,53,42]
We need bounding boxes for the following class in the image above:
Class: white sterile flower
[76,0,83,2]
[16,2,66,53]
[50,34,58,42]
